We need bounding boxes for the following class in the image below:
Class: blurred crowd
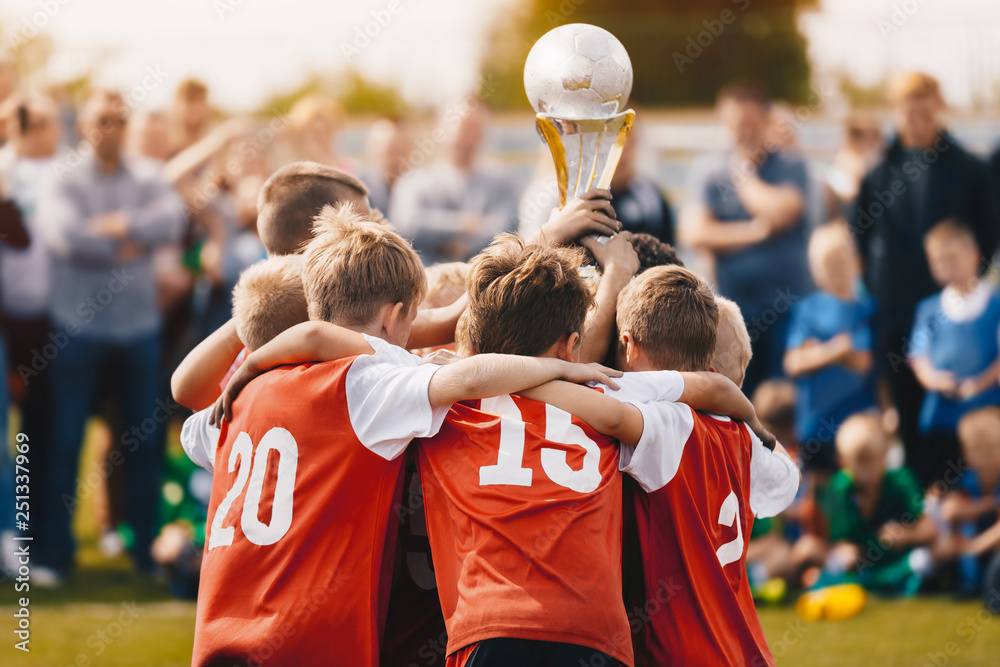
[0,59,998,607]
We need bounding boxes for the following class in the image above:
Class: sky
[4,0,1000,111]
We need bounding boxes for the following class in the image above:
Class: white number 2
[478,396,601,493]
[715,490,744,568]
[208,428,299,550]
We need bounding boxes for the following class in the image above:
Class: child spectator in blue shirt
[941,407,1000,602]
[909,219,1000,488]
[784,222,878,473]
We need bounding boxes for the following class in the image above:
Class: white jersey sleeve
[345,334,452,461]
[604,371,693,493]
[180,408,220,473]
[746,423,801,518]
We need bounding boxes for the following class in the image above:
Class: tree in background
[481,0,818,109]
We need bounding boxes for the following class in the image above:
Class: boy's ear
[621,331,640,370]
[708,364,718,374]
[556,331,581,363]
[381,301,408,339]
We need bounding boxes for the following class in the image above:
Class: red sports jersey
[610,373,799,667]
[192,336,449,667]
[418,393,633,666]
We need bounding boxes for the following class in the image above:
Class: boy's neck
[947,277,981,297]
[825,285,855,301]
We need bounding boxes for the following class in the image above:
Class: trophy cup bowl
[524,24,635,223]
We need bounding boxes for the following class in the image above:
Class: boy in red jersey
[520,266,800,667]
[218,237,768,667]
[190,206,622,667]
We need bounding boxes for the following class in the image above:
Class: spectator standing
[0,95,62,573]
[35,90,187,581]
[169,78,212,157]
[852,72,998,485]
[608,125,675,245]
[390,98,518,265]
[680,82,812,397]
[358,117,413,216]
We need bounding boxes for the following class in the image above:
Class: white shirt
[1,156,54,317]
[606,371,800,518]
[181,334,450,472]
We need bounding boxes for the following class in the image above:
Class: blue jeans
[40,332,165,574]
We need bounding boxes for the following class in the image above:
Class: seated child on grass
[941,407,1000,602]
[821,413,936,594]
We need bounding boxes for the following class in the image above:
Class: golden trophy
[524,24,635,231]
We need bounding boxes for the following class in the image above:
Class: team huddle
[173,161,800,666]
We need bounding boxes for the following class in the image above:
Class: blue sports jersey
[909,288,1000,433]
[786,290,879,447]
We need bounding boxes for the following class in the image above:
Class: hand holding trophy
[524,24,635,243]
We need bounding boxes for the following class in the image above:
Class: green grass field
[2,420,999,666]
[3,568,999,666]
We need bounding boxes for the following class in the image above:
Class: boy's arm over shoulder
[617,398,696,493]
[348,342,624,461]
[180,408,220,472]
[171,318,244,410]
[746,424,801,518]
[346,335,451,462]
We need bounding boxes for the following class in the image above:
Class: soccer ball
[523,23,633,119]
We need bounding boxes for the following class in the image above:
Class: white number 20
[715,490,744,568]
[208,427,299,550]
[478,395,602,493]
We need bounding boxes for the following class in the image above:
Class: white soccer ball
[523,23,633,119]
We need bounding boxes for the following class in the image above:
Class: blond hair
[302,203,425,326]
[617,266,719,372]
[232,255,309,351]
[712,296,752,388]
[836,413,887,459]
[466,235,593,357]
[808,222,856,269]
[289,94,345,132]
[888,71,942,104]
[423,262,470,309]
[175,78,208,102]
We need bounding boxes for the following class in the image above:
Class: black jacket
[852,131,998,334]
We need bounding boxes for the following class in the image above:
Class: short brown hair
[629,233,684,274]
[712,296,752,387]
[752,380,796,435]
[258,161,370,256]
[422,262,470,309]
[466,235,593,356]
[616,265,719,371]
[232,255,309,351]
[175,78,208,102]
[924,217,977,251]
[302,203,425,327]
[717,80,771,109]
